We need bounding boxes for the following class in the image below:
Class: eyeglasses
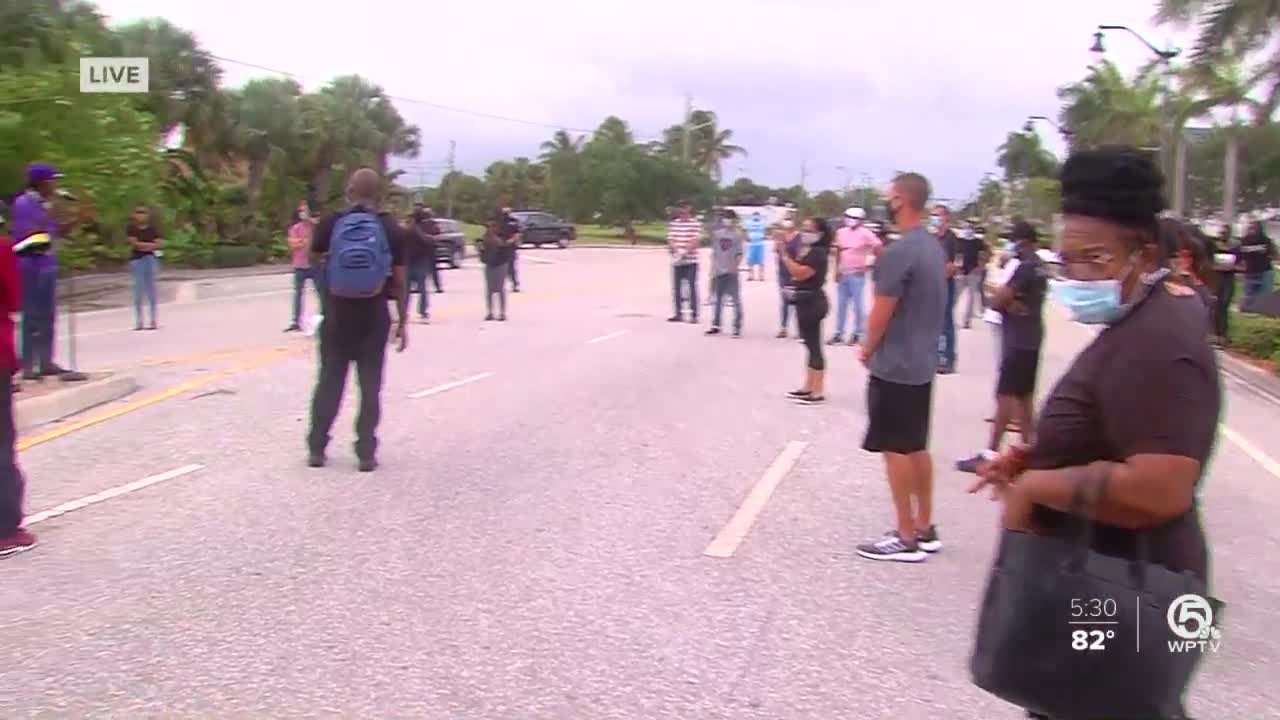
[1058,249,1116,280]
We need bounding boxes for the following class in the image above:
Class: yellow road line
[18,347,297,452]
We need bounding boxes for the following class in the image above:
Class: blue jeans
[834,272,867,338]
[18,256,56,375]
[408,262,431,317]
[290,267,322,325]
[1242,270,1274,307]
[939,277,957,369]
[130,254,159,326]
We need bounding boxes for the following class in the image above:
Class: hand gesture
[392,323,408,352]
[967,444,1029,498]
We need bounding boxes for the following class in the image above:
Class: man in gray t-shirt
[855,172,947,565]
[707,210,745,336]
[868,226,947,383]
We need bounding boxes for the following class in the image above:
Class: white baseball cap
[844,207,866,220]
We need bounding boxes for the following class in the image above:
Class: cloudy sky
[94,0,1194,202]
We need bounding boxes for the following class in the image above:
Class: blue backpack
[327,210,392,298]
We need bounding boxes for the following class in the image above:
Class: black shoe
[285,324,301,332]
[668,315,683,323]
[827,335,842,345]
[434,288,444,294]
[916,525,943,553]
[307,452,326,468]
[848,335,859,346]
[134,324,144,331]
[512,287,520,293]
[955,452,992,474]
[688,317,698,324]
[705,327,721,336]
[785,389,811,399]
[497,315,507,322]
[856,533,926,563]
[40,364,66,377]
[732,329,742,338]
[358,457,378,472]
[146,323,157,331]
[937,365,956,375]
[484,314,495,321]
[21,371,40,382]
[793,394,825,405]
[776,329,787,339]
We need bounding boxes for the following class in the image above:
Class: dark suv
[432,218,467,268]
[509,210,576,248]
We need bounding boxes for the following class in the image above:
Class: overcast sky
[94,0,1194,202]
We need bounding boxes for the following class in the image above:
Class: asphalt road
[2,249,1277,718]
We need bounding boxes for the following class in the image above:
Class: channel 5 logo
[1166,593,1221,653]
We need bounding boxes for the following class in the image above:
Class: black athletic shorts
[997,348,1040,398]
[862,375,933,454]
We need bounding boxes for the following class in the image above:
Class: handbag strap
[1066,466,1110,570]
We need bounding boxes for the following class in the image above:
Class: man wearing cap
[10,164,72,380]
[830,207,882,345]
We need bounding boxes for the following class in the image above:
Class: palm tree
[684,110,746,181]
[538,129,583,161]
[1056,60,1164,150]
[995,130,1058,181]
[115,19,224,148]
[1155,0,1280,125]
[233,77,302,213]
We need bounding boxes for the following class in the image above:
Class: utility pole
[681,94,693,165]
[445,139,456,218]
[799,160,808,215]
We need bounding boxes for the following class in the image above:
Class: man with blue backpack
[305,168,408,472]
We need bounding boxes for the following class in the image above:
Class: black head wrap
[1059,145,1166,231]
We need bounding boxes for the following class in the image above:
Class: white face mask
[801,231,820,245]
[844,218,859,228]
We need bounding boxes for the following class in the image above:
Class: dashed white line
[587,330,630,345]
[25,463,205,526]
[703,440,809,558]
[408,372,494,399]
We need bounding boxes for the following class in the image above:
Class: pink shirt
[835,225,881,273]
[288,222,312,269]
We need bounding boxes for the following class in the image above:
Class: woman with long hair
[778,217,832,404]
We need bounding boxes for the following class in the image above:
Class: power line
[210,54,603,134]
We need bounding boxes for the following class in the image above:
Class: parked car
[432,218,467,268]
[509,210,576,248]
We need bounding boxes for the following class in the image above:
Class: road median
[15,372,139,436]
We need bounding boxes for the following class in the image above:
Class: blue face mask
[1050,265,1170,325]
[1050,278,1125,324]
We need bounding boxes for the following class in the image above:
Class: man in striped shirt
[667,200,702,323]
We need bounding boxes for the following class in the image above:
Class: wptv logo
[1166,593,1221,653]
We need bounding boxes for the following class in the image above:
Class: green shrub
[1229,312,1280,361]
[162,225,216,268]
[210,245,262,268]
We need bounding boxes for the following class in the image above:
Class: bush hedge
[1229,312,1280,367]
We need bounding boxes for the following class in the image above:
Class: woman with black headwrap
[970,146,1220,719]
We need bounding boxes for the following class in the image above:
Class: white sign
[80,57,150,93]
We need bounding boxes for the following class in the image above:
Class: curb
[15,373,139,434]
[1216,350,1280,405]
[570,244,667,250]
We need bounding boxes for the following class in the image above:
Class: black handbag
[969,476,1224,719]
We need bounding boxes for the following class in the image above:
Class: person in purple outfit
[9,164,75,381]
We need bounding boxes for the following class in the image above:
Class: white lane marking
[1220,425,1280,479]
[586,329,630,345]
[408,372,494,399]
[24,463,205,526]
[524,256,557,265]
[704,441,809,558]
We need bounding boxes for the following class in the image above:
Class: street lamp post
[1025,115,1074,143]
[1090,25,1183,214]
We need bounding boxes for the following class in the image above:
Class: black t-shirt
[1000,253,1048,350]
[959,234,986,273]
[1239,233,1275,274]
[790,239,830,294]
[479,235,514,267]
[126,223,159,260]
[310,206,407,317]
[1028,284,1221,580]
[408,218,439,264]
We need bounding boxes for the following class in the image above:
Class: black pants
[1213,272,1234,338]
[508,249,520,289]
[0,373,23,533]
[795,293,828,370]
[307,305,390,460]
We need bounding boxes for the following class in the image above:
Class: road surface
[2,249,1276,718]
